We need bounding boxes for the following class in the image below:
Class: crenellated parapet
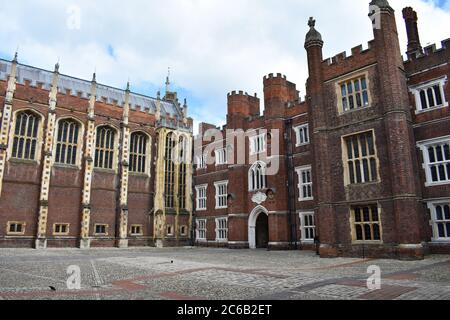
[404,39,450,75]
[320,41,377,81]
[263,73,299,103]
[227,90,260,119]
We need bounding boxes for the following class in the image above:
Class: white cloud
[0,0,449,131]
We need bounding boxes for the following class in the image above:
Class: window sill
[415,103,449,115]
[430,239,450,243]
[8,158,39,166]
[295,143,310,148]
[299,198,314,202]
[250,151,267,156]
[425,181,450,188]
[129,172,150,178]
[93,168,117,174]
[53,163,81,170]
[249,188,268,193]
[345,181,381,188]
[196,208,207,212]
[215,207,228,210]
[339,105,371,116]
[352,241,383,245]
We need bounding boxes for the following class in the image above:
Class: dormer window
[410,77,448,113]
[338,75,370,113]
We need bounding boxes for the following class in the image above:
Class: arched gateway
[248,205,269,249]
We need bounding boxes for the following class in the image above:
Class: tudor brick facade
[193,1,450,259]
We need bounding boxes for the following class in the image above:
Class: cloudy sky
[0,0,449,132]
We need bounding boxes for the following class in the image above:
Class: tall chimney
[402,7,423,59]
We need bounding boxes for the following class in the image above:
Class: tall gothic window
[55,119,80,165]
[164,132,176,209]
[129,132,148,174]
[12,111,40,160]
[95,126,116,169]
[249,161,266,191]
[178,136,187,210]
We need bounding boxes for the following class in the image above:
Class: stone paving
[0,247,449,300]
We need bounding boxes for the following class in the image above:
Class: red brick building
[193,1,450,259]
[0,57,194,249]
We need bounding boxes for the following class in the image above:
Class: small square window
[54,224,69,235]
[7,222,25,235]
[166,225,174,236]
[180,225,188,236]
[95,224,108,235]
[130,225,143,236]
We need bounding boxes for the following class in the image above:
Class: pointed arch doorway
[248,205,269,249]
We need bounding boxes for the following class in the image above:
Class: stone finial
[305,17,323,48]
[126,81,130,92]
[92,72,96,83]
[157,91,161,100]
[369,0,392,9]
[12,51,18,64]
[165,67,171,93]
[54,62,60,73]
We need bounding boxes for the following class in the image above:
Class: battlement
[320,40,377,80]
[263,73,287,81]
[227,90,258,98]
[227,89,260,119]
[404,38,450,74]
[322,40,374,67]
[424,39,450,54]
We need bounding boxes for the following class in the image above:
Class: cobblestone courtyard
[0,248,449,300]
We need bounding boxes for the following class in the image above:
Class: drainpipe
[285,119,298,250]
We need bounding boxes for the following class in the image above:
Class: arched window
[12,111,40,160]
[129,132,148,174]
[249,161,267,191]
[178,136,187,210]
[164,132,176,208]
[55,119,80,165]
[95,126,116,169]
